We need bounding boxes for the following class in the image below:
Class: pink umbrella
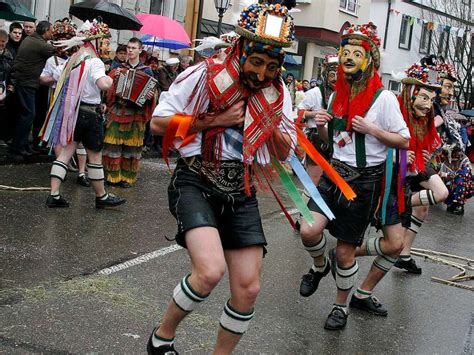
[136,13,190,45]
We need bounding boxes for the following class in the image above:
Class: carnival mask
[412,87,436,118]
[439,78,454,106]
[99,38,111,59]
[340,44,367,76]
[327,70,337,90]
[241,52,280,91]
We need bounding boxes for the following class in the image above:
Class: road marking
[97,244,183,276]
[280,208,299,215]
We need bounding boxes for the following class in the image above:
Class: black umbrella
[69,0,142,31]
[0,0,36,22]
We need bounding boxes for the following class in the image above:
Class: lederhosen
[307,89,385,246]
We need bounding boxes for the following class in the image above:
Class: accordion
[115,69,157,107]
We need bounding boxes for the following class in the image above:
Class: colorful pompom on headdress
[235,1,296,48]
[436,62,458,83]
[401,62,440,90]
[52,19,76,41]
[78,19,111,41]
[340,22,381,69]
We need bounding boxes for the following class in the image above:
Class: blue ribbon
[289,155,335,220]
[381,148,394,225]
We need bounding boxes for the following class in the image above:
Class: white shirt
[331,90,410,167]
[41,56,66,88]
[52,57,106,105]
[298,86,323,128]
[153,64,295,163]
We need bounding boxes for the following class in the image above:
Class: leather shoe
[77,175,90,187]
[324,305,348,330]
[95,193,126,209]
[394,257,422,274]
[299,259,330,297]
[46,195,69,208]
[147,328,178,355]
[350,295,388,316]
[118,181,132,188]
[447,204,464,215]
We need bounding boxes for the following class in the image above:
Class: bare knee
[194,264,226,294]
[233,279,261,307]
[413,205,429,220]
[336,243,356,268]
[300,223,323,245]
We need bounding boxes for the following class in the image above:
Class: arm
[39,75,55,86]
[271,128,292,161]
[352,115,409,149]
[96,76,113,91]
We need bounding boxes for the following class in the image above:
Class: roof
[200,19,234,37]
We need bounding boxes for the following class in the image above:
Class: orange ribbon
[162,114,196,169]
[296,126,356,201]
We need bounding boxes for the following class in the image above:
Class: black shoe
[394,258,422,274]
[118,181,132,188]
[147,329,178,355]
[350,295,388,316]
[77,175,90,187]
[46,195,69,208]
[447,204,464,215]
[324,306,348,330]
[299,260,330,297]
[95,193,126,209]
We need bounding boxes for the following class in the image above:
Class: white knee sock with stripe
[419,189,437,205]
[304,233,326,259]
[172,275,208,312]
[365,237,398,273]
[408,215,424,235]
[335,261,359,292]
[219,300,255,335]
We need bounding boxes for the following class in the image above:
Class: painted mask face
[327,69,337,89]
[439,78,454,106]
[242,52,280,91]
[99,38,111,59]
[412,87,436,117]
[340,44,367,76]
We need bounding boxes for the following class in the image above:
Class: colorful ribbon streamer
[289,156,335,220]
[162,114,196,168]
[272,158,315,226]
[381,148,394,224]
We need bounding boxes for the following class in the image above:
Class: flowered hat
[78,19,111,41]
[436,62,458,83]
[235,1,296,48]
[401,62,441,90]
[323,53,338,69]
[52,19,76,41]
[340,22,381,69]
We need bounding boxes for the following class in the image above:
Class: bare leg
[214,245,263,355]
[50,143,77,195]
[299,211,329,267]
[411,175,449,207]
[335,240,357,305]
[400,205,429,255]
[156,227,226,340]
[307,163,323,186]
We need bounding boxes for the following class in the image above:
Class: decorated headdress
[401,62,440,90]
[323,53,338,69]
[52,20,76,41]
[340,22,381,69]
[54,19,111,50]
[235,1,296,48]
[436,62,458,83]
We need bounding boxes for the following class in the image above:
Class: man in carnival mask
[297,22,410,330]
[146,1,299,353]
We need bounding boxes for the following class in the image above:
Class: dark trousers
[11,86,36,153]
[32,85,49,148]
[0,94,15,142]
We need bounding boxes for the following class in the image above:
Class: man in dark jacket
[6,22,22,59]
[0,29,14,145]
[157,57,179,92]
[9,21,54,157]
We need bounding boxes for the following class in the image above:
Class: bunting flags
[389,8,472,38]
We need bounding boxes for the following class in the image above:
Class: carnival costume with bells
[161,0,355,228]
[319,53,338,109]
[102,57,157,185]
[39,20,111,148]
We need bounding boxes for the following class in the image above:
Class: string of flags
[389,8,472,37]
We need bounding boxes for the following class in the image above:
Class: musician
[103,37,157,188]
[147,1,297,353]
[42,19,125,209]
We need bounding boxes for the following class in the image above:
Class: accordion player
[115,69,157,107]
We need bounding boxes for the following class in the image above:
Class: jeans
[11,86,36,153]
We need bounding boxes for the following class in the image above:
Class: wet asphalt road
[0,158,473,354]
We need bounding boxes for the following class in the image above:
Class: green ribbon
[272,158,315,226]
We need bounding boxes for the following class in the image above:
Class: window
[388,80,401,93]
[438,30,449,57]
[339,0,359,15]
[419,22,432,54]
[150,0,163,14]
[399,15,413,50]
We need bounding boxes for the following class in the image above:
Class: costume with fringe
[102,62,156,184]
[39,43,98,148]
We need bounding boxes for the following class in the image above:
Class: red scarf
[331,66,384,130]
[398,96,441,172]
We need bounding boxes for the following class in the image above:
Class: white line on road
[280,208,299,215]
[97,244,183,276]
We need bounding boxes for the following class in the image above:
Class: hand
[211,100,246,128]
[6,85,14,93]
[100,103,107,114]
[314,109,332,127]
[422,149,431,164]
[352,115,376,135]
[407,150,415,165]
[146,90,154,100]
